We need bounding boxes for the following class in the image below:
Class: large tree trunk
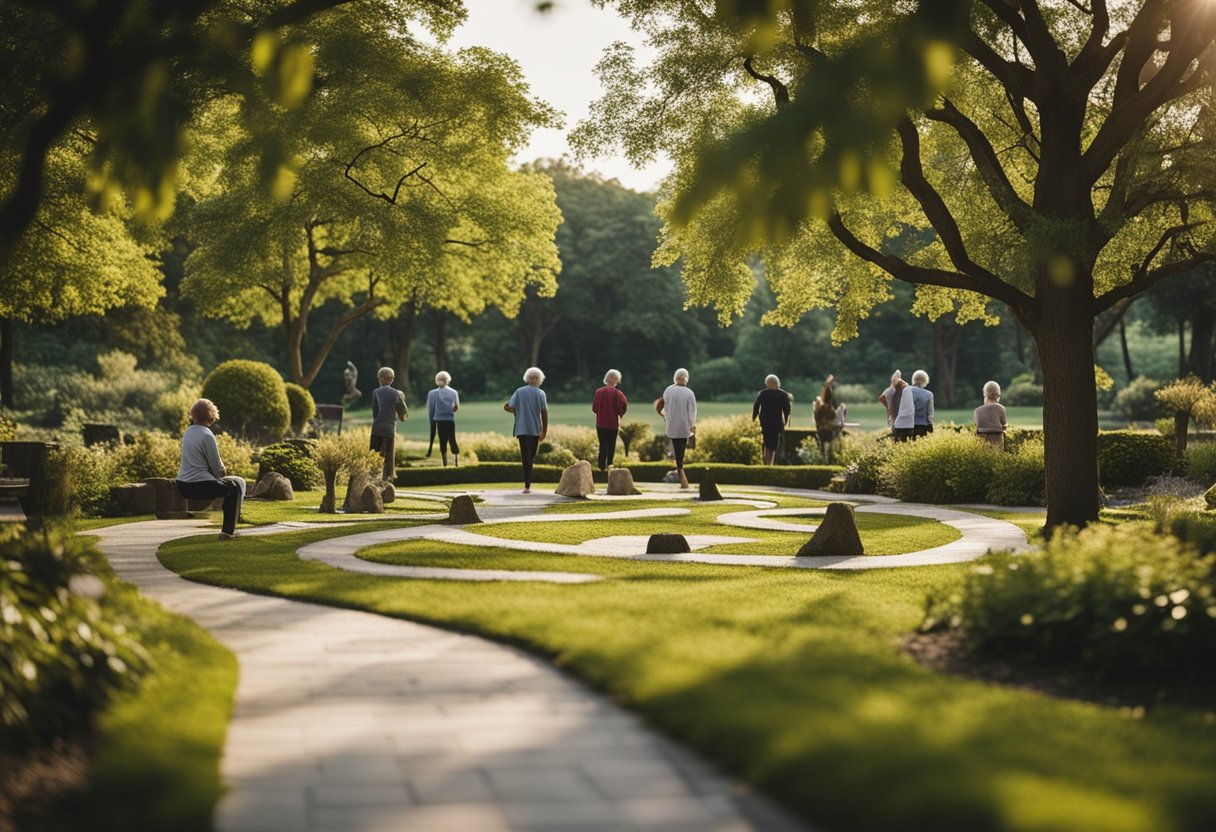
[0,316,13,409]
[1033,301,1101,529]
[1119,318,1134,382]
[1187,307,1215,383]
[390,299,418,393]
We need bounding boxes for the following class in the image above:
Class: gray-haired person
[505,366,548,494]
[370,367,408,481]
[592,368,628,470]
[427,371,460,467]
[662,368,697,488]
[908,369,935,438]
[752,373,791,465]
[974,380,1008,449]
[175,398,246,540]
[879,369,903,427]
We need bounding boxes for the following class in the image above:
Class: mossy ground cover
[158,513,1216,832]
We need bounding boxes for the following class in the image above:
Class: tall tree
[181,6,560,387]
[580,0,1216,528]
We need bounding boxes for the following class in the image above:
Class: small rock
[699,479,723,501]
[446,494,482,524]
[606,468,641,496]
[380,481,396,504]
[646,533,690,554]
[555,460,596,498]
[796,502,864,557]
[1206,483,1216,510]
[359,483,385,514]
[249,471,294,501]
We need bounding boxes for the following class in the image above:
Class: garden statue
[342,361,361,405]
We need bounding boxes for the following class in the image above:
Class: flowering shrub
[923,523,1216,680]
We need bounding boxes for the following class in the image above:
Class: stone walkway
[90,520,808,832]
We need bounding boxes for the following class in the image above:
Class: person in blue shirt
[908,369,935,438]
[505,366,549,494]
[426,371,461,467]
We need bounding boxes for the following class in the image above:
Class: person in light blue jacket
[505,367,548,494]
[426,371,461,467]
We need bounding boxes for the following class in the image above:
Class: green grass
[236,489,446,525]
[158,520,1216,832]
[52,586,236,831]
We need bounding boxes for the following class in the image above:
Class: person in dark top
[591,368,629,470]
[752,374,792,465]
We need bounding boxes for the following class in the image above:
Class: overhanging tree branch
[1093,221,1210,312]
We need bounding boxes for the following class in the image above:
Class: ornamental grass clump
[312,434,379,513]
[1155,375,1214,463]
[923,524,1216,680]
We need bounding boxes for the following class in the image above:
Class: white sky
[444,0,670,193]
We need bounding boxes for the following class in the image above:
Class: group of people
[175,363,1013,537]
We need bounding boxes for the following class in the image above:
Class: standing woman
[592,368,629,470]
[427,371,461,467]
[752,374,791,466]
[505,367,549,494]
[175,398,246,540]
[909,369,935,438]
[813,374,840,462]
[662,368,697,489]
[974,380,1008,449]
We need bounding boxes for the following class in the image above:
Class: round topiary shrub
[257,441,320,490]
[1001,381,1044,407]
[200,360,291,442]
[284,383,316,435]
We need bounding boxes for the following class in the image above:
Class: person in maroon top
[591,368,629,470]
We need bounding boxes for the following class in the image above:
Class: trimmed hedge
[394,462,843,489]
[200,360,290,442]
[284,383,316,434]
[1097,430,1173,488]
[257,442,320,490]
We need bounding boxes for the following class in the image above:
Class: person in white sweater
[661,368,697,489]
[175,398,246,539]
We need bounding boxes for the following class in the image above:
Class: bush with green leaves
[879,431,998,504]
[535,444,578,467]
[636,433,670,462]
[1003,427,1043,453]
[543,425,599,461]
[151,381,201,436]
[1170,512,1216,555]
[1096,430,1173,488]
[1001,381,1043,407]
[0,413,15,443]
[199,360,290,442]
[987,439,1046,507]
[44,446,116,517]
[467,432,520,462]
[0,527,150,751]
[618,421,650,457]
[923,523,1216,680]
[284,383,316,435]
[692,415,763,465]
[1112,376,1161,422]
[831,383,872,404]
[257,442,320,490]
[214,433,258,480]
[111,431,182,482]
[1184,442,1216,486]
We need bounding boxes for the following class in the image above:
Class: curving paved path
[91,520,808,832]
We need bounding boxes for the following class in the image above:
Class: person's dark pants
[761,426,782,452]
[436,420,459,463]
[914,424,932,438]
[893,428,914,443]
[596,427,618,470]
[518,435,539,488]
[370,433,395,481]
[671,437,688,470]
[176,479,241,535]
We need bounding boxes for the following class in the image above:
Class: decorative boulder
[144,477,191,519]
[342,471,371,513]
[359,483,385,514]
[555,460,596,498]
[796,502,864,557]
[606,468,641,496]
[1206,483,1216,510]
[446,494,482,525]
[646,533,690,554]
[249,472,294,501]
[380,481,396,504]
[699,479,723,501]
[109,482,156,516]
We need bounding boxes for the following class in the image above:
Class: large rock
[144,477,190,519]
[796,502,864,557]
[646,533,690,554]
[109,482,156,516]
[699,478,723,501]
[359,483,385,514]
[1206,483,1216,510]
[249,471,294,501]
[606,468,641,496]
[555,460,596,498]
[342,471,371,513]
[446,494,482,525]
[380,481,396,504]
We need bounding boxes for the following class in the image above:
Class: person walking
[175,398,246,540]
[891,373,915,442]
[370,367,408,481]
[662,368,697,488]
[879,370,903,427]
[813,374,841,462]
[505,366,549,494]
[752,374,791,465]
[974,380,1008,449]
[426,371,461,467]
[592,368,629,471]
[908,369,935,438]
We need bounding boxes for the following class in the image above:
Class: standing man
[370,367,408,481]
[752,374,792,465]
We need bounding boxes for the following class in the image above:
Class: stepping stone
[699,478,723,501]
[646,533,690,554]
[446,494,482,525]
[606,468,641,496]
[796,502,864,557]
[555,460,596,498]
[249,471,294,501]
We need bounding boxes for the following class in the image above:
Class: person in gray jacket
[426,371,461,467]
[908,369,935,438]
[370,367,408,481]
[175,398,246,540]
[662,368,697,489]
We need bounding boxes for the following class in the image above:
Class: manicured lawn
[236,489,446,525]
[158,514,1216,832]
